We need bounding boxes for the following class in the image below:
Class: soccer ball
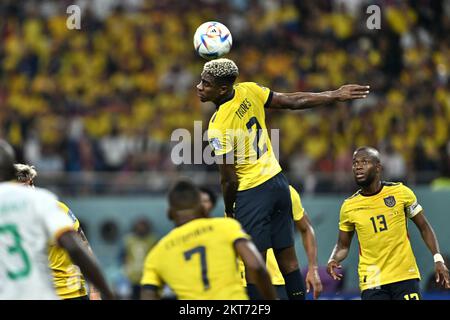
[193,21,232,60]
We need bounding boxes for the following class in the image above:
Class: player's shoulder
[57,201,70,213]
[382,181,411,193]
[382,181,403,188]
[31,186,59,202]
[344,189,362,202]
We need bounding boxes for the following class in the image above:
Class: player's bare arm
[327,230,354,281]
[411,211,450,288]
[58,230,115,300]
[217,153,238,218]
[234,239,277,300]
[269,84,370,110]
[295,213,322,299]
[78,227,102,300]
[141,285,160,300]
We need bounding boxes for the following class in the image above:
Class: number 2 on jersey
[0,224,31,280]
[184,246,210,290]
[246,117,267,159]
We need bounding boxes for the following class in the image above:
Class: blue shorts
[235,172,295,252]
[361,278,421,300]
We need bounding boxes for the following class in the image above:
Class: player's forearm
[221,180,238,214]
[419,223,441,255]
[68,247,114,299]
[328,243,349,263]
[61,234,114,299]
[252,267,277,300]
[300,228,319,268]
[284,91,337,110]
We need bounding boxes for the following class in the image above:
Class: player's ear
[199,204,209,218]
[377,162,382,174]
[219,85,228,95]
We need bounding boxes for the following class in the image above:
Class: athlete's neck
[175,215,202,227]
[214,89,235,108]
[360,180,382,196]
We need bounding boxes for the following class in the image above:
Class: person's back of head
[14,163,37,186]
[168,179,206,225]
[0,140,16,182]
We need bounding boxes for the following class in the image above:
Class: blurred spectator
[381,143,407,183]
[1,0,449,194]
[120,217,158,300]
[100,219,120,244]
[199,186,217,214]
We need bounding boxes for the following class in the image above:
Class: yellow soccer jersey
[339,182,422,291]
[141,218,249,300]
[207,82,282,191]
[240,186,305,286]
[48,201,87,299]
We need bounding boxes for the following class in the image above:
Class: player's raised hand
[306,267,323,300]
[334,84,370,101]
[435,261,450,289]
[327,260,343,281]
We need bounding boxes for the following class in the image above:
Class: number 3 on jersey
[0,224,31,280]
[184,246,210,290]
[246,117,267,159]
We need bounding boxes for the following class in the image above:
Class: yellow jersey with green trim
[141,217,249,300]
[207,82,282,191]
[339,182,422,291]
[48,201,87,299]
[239,185,305,286]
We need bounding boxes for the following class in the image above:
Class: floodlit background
[1,0,449,299]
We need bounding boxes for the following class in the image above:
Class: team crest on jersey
[383,196,396,207]
[209,138,222,151]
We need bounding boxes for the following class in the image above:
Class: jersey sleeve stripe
[264,91,273,108]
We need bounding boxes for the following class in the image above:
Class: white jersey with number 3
[0,182,74,299]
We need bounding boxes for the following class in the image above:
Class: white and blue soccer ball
[193,21,232,60]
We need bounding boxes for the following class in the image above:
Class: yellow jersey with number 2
[207,82,281,191]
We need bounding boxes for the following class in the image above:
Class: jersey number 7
[184,246,210,290]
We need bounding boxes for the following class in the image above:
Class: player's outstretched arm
[58,230,115,299]
[411,211,450,288]
[235,239,277,300]
[327,230,354,281]
[269,84,370,110]
[295,213,322,299]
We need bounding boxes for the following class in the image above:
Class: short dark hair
[199,186,217,208]
[354,146,380,163]
[168,179,201,210]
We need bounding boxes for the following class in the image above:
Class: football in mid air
[193,21,232,60]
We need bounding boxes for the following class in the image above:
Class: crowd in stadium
[1,0,449,193]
